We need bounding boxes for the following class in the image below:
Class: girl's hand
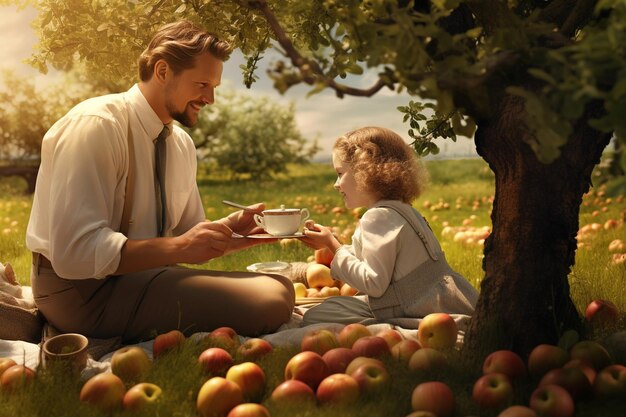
[301,220,341,252]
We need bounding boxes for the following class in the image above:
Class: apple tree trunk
[462,94,613,361]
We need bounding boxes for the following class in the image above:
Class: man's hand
[218,202,266,236]
[177,221,233,263]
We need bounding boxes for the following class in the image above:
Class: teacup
[253,205,310,236]
[42,333,89,373]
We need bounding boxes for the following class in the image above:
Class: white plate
[235,232,304,239]
[246,262,291,273]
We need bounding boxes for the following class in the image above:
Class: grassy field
[1,158,625,417]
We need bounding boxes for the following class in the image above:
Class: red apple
[0,358,18,377]
[472,372,513,410]
[539,366,592,398]
[592,364,626,398]
[315,247,334,267]
[236,338,273,361]
[284,350,330,390]
[391,339,422,365]
[0,364,35,392]
[79,372,126,412]
[350,361,391,394]
[198,347,234,376]
[411,381,455,417]
[351,336,391,358]
[529,384,575,417]
[563,359,596,385]
[270,379,316,405]
[417,313,458,350]
[527,344,569,378]
[322,347,357,374]
[196,377,244,417]
[376,328,403,349]
[152,329,186,359]
[585,299,619,329]
[226,403,270,417]
[497,405,538,417]
[408,347,448,373]
[123,382,162,411]
[225,362,266,403]
[316,373,360,405]
[110,346,152,384]
[483,350,527,380]
[569,340,612,371]
[337,323,372,348]
[345,356,386,376]
[301,329,340,355]
[207,327,240,351]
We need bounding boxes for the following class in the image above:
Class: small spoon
[222,200,256,212]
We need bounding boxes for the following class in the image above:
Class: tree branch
[560,0,597,37]
[246,0,392,98]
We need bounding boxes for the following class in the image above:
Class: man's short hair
[138,20,232,81]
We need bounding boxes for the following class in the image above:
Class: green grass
[1,158,625,416]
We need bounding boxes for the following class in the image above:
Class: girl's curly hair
[334,126,428,204]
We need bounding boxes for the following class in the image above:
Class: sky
[0,5,478,160]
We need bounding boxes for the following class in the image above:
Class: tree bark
[463,92,612,361]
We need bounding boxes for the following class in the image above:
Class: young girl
[301,126,478,326]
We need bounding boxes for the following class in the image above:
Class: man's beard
[167,102,195,128]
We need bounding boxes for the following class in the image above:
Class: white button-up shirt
[26,85,204,279]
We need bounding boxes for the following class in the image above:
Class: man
[26,21,294,342]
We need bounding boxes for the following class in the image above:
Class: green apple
[123,382,162,411]
[111,346,152,384]
[417,313,458,350]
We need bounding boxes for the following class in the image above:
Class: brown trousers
[31,256,295,343]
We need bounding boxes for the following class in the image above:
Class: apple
[391,339,421,365]
[350,361,391,394]
[293,282,307,298]
[338,323,372,348]
[0,364,35,392]
[376,328,404,349]
[408,347,448,373]
[225,362,266,402]
[563,359,596,385]
[352,336,391,358]
[472,372,513,410]
[315,247,334,267]
[152,329,186,359]
[284,350,330,390]
[411,381,455,417]
[270,379,316,405]
[527,344,569,378]
[417,313,458,350]
[405,412,438,417]
[345,356,386,376]
[79,372,126,412]
[539,366,592,399]
[198,347,234,376]
[110,346,152,383]
[226,403,270,417]
[483,350,527,379]
[306,263,334,288]
[207,327,240,351]
[301,329,340,355]
[0,358,18,377]
[123,382,162,411]
[592,364,626,398]
[322,347,357,374]
[340,283,358,296]
[603,331,626,366]
[569,340,612,371]
[529,384,575,417]
[236,338,273,361]
[585,299,619,329]
[196,377,244,417]
[320,286,341,297]
[316,373,360,405]
[497,405,538,417]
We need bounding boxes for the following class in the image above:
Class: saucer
[238,232,304,239]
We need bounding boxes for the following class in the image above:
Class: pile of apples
[293,248,358,299]
[441,224,491,247]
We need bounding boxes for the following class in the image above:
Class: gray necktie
[154,126,169,237]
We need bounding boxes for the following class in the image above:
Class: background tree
[187,88,320,180]
[18,0,626,359]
